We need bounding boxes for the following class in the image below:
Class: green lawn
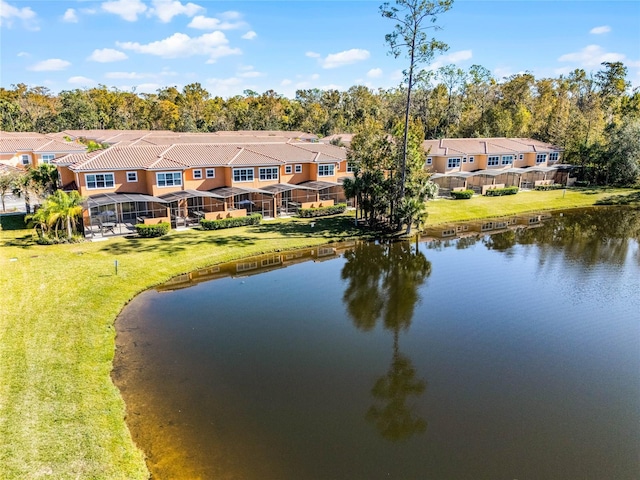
[0,187,637,479]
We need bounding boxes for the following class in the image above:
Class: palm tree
[46,190,83,238]
[397,197,428,235]
[26,190,83,240]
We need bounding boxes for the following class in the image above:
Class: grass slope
[0,188,636,479]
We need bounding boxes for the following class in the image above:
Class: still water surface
[113,208,640,479]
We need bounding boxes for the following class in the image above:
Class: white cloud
[311,73,320,80]
[17,51,29,57]
[590,25,611,35]
[430,49,473,70]
[101,0,147,22]
[149,0,203,23]
[105,71,145,79]
[0,0,37,29]
[281,79,292,86]
[206,76,244,96]
[62,8,78,23]
[88,48,128,63]
[321,49,370,69]
[242,31,257,40]
[28,58,71,71]
[117,32,241,62]
[305,51,321,58]
[558,44,627,67]
[68,76,96,85]
[220,11,242,20]
[367,68,383,78]
[187,14,246,30]
[239,70,264,78]
[321,84,343,91]
[493,67,514,79]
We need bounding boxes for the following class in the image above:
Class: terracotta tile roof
[243,144,317,163]
[69,145,170,171]
[162,144,242,166]
[229,148,285,166]
[291,142,347,161]
[423,138,560,156]
[0,138,86,153]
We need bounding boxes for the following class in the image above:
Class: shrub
[450,189,474,199]
[0,213,26,230]
[200,213,262,230]
[574,180,590,187]
[485,186,519,197]
[534,184,564,191]
[298,203,347,218]
[135,222,170,238]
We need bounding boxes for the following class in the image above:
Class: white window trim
[206,168,215,178]
[501,155,514,165]
[469,156,474,163]
[259,167,279,181]
[447,157,461,169]
[21,154,29,165]
[41,154,55,164]
[318,164,335,177]
[295,164,302,173]
[536,153,547,163]
[86,172,115,190]
[285,165,293,174]
[193,169,202,180]
[156,171,182,188]
[463,157,467,163]
[426,157,432,165]
[126,171,138,183]
[519,154,524,160]
[487,155,500,167]
[233,168,254,183]
[549,152,559,162]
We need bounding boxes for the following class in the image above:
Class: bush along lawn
[450,189,474,199]
[135,222,171,237]
[485,186,519,196]
[199,213,262,230]
[298,203,347,218]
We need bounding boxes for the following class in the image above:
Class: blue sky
[1,0,639,98]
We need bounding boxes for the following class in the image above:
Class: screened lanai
[210,186,275,218]
[260,183,316,215]
[159,189,225,227]
[83,193,169,238]
[431,172,474,196]
[297,180,346,205]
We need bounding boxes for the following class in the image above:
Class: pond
[113,207,640,480]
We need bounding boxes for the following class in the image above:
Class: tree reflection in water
[341,241,431,442]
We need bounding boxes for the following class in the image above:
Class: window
[447,158,461,169]
[126,171,138,183]
[86,173,115,189]
[519,154,524,160]
[502,155,514,165]
[463,157,467,163]
[469,156,474,163]
[21,155,29,165]
[41,154,54,164]
[206,168,215,178]
[156,171,182,187]
[536,153,547,163]
[347,162,356,173]
[259,167,279,181]
[285,165,293,174]
[295,164,302,173]
[426,157,432,165]
[318,164,335,177]
[233,168,254,182]
[488,156,500,166]
[193,169,202,179]
[549,152,559,162]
